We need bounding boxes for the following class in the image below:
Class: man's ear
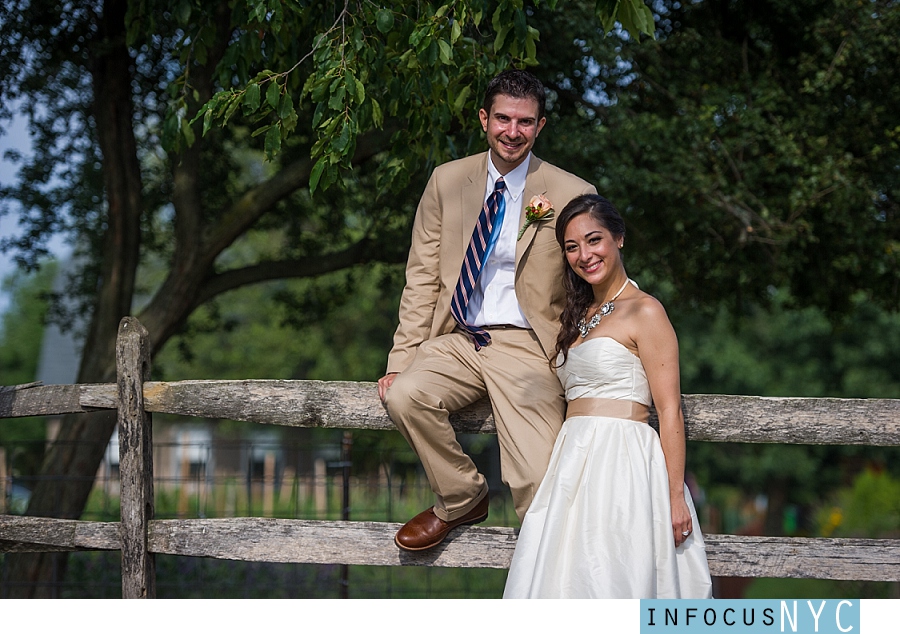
[478,108,489,132]
[535,117,547,137]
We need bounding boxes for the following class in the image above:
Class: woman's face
[563,212,623,287]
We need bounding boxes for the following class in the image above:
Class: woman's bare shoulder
[628,290,668,318]
[626,291,675,337]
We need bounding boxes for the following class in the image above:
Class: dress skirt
[503,415,713,599]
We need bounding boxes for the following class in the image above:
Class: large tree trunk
[3,0,144,598]
[0,0,399,597]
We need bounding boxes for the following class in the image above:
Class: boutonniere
[517,194,554,240]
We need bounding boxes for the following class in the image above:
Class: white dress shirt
[468,151,532,329]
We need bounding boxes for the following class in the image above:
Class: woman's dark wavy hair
[554,194,626,367]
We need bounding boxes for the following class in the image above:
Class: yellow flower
[517,195,554,240]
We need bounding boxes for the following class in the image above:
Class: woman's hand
[671,494,693,547]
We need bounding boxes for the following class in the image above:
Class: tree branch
[189,235,407,311]
[200,124,399,266]
[138,122,400,352]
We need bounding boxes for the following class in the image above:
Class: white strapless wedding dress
[503,337,713,599]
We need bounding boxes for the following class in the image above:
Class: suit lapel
[459,153,490,260]
[516,155,548,268]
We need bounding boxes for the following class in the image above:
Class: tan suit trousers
[384,328,565,523]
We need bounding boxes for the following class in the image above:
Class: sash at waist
[565,397,650,424]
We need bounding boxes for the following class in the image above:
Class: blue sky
[0,116,29,314]
[0,110,70,315]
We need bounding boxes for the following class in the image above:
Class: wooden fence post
[0,446,7,514]
[116,317,156,599]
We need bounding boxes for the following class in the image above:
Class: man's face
[479,94,546,174]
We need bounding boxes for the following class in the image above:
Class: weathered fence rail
[2,316,899,597]
[5,381,899,445]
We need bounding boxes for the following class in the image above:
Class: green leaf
[176,0,191,25]
[438,40,452,65]
[125,9,142,47]
[618,0,656,39]
[321,116,340,137]
[354,77,366,104]
[635,0,657,37]
[264,125,281,159]
[311,76,330,102]
[180,117,195,147]
[211,93,229,117]
[281,108,298,133]
[417,33,434,55]
[253,69,277,81]
[243,83,260,111]
[223,94,242,123]
[371,98,383,128]
[333,123,351,153]
[266,81,280,109]
[425,40,439,66]
[525,35,537,64]
[494,25,511,53]
[202,107,213,136]
[597,0,619,33]
[278,91,294,119]
[309,157,327,194]
[513,9,528,42]
[351,24,364,52]
[376,9,394,34]
[312,100,327,128]
[301,73,316,99]
[310,135,328,158]
[451,20,462,44]
[320,162,337,190]
[328,85,346,110]
[317,116,334,133]
[491,5,503,32]
[452,85,471,115]
[190,98,209,123]
[595,0,620,20]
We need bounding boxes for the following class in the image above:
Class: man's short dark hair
[482,69,546,121]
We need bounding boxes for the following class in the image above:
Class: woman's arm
[634,296,693,547]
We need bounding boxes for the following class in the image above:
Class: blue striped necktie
[451,177,506,350]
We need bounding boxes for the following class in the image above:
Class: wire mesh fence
[1,427,519,598]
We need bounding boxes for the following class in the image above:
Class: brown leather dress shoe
[394,495,489,551]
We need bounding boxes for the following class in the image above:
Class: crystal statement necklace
[577,278,631,338]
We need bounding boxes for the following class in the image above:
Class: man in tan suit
[378,70,596,551]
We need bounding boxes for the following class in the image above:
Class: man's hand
[378,373,398,401]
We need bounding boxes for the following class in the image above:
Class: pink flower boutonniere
[517,194,554,240]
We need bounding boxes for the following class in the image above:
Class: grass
[744,577,898,600]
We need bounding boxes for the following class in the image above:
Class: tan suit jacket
[387,152,596,373]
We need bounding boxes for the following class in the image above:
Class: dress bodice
[557,337,651,406]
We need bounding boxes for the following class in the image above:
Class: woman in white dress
[504,194,713,599]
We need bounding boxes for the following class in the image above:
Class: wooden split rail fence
[1,317,899,598]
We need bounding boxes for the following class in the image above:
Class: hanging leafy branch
[181,0,654,194]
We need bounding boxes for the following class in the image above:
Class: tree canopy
[533,0,899,314]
